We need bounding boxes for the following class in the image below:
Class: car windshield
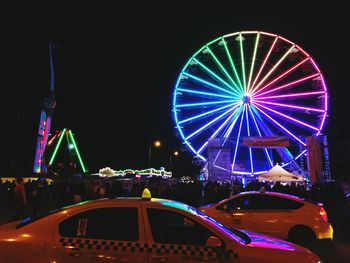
[16,207,64,229]
[161,200,251,244]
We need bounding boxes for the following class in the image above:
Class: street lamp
[169,150,179,172]
[148,140,162,168]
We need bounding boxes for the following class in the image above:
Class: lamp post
[148,140,161,168]
[169,150,179,172]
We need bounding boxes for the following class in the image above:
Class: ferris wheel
[172,31,328,176]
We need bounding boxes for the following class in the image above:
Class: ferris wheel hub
[242,95,251,104]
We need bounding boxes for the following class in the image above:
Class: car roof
[230,191,305,202]
[65,197,193,212]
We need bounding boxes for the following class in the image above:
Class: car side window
[59,207,138,241]
[147,208,214,246]
[259,195,304,210]
[217,196,252,211]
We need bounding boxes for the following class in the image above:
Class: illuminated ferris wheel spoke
[252,104,306,146]
[185,106,236,141]
[247,33,260,93]
[221,37,244,91]
[192,58,239,94]
[197,107,240,154]
[249,106,274,167]
[254,73,320,98]
[178,102,239,125]
[256,90,325,100]
[175,99,237,108]
[253,100,325,113]
[250,45,295,95]
[205,46,242,92]
[231,106,246,172]
[250,107,298,167]
[253,58,310,96]
[249,36,278,94]
[182,72,238,96]
[245,105,254,174]
[239,33,247,92]
[253,102,319,132]
[211,106,244,167]
[176,88,236,99]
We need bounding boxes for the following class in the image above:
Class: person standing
[11,177,27,221]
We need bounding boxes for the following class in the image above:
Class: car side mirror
[206,236,222,248]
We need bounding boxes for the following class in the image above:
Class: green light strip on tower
[68,130,87,173]
[205,46,241,94]
[49,128,66,165]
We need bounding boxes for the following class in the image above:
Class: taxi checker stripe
[59,238,236,258]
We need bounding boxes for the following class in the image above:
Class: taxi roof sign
[142,188,152,200]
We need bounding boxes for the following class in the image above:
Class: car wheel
[288,225,316,247]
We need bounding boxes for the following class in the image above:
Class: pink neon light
[309,57,321,73]
[261,32,277,37]
[278,36,295,45]
[254,100,325,113]
[320,75,328,111]
[255,91,325,100]
[253,102,319,131]
[249,36,278,93]
[295,45,309,57]
[254,73,320,97]
[252,58,309,96]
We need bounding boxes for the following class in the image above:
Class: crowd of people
[0,176,349,231]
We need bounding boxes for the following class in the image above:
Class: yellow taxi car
[0,189,321,262]
[199,190,333,246]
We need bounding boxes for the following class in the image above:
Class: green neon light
[193,58,237,94]
[68,130,87,173]
[221,37,244,92]
[239,33,247,93]
[205,46,241,95]
[247,33,260,93]
[49,128,66,165]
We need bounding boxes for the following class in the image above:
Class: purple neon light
[254,73,320,98]
[255,90,325,100]
[253,100,325,113]
[253,101,320,132]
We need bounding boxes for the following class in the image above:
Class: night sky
[1,3,350,180]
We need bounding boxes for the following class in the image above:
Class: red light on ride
[319,207,328,222]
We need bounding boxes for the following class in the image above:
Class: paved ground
[0,199,349,263]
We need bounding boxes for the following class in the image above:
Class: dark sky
[1,2,350,178]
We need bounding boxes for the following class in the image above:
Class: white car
[0,189,321,262]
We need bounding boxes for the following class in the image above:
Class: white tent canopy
[257,164,304,183]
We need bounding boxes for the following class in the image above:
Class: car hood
[239,229,305,252]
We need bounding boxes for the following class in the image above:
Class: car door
[143,206,237,263]
[54,206,147,262]
[215,195,258,231]
[253,195,300,239]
